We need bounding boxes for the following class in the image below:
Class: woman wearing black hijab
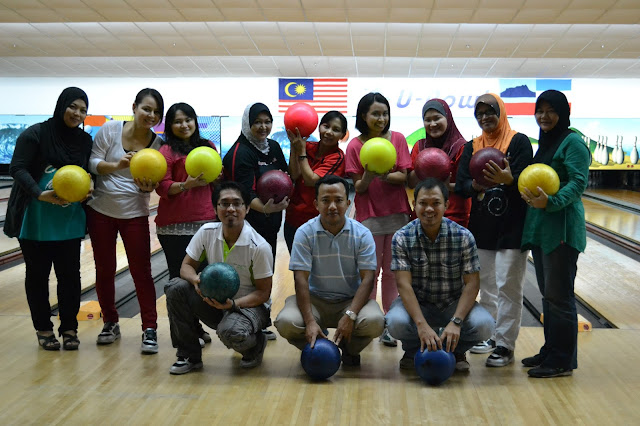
[4,87,93,351]
[520,90,590,378]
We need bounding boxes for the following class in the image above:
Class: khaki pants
[274,294,384,355]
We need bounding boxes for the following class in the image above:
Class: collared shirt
[186,221,273,301]
[391,217,480,309]
[289,216,377,301]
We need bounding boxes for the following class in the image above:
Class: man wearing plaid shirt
[386,178,494,371]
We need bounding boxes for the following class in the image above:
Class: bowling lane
[583,198,640,244]
[0,213,162,316]
[585,189,640,207]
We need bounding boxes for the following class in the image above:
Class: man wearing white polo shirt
[275,175,385,366]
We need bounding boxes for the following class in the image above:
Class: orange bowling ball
[185,146,222,183]
[52,165,91,202]
[518,163,560,197]
[129,148,167,184]
[359,137,397,174]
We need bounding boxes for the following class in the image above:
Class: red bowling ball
[284,103,319,138]
[256,170,293,204]
[469,147,506,187]
[414,148,451,181]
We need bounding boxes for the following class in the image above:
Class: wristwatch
[450,316,463,326]
[179,182,187,192]
[344,310,357,321]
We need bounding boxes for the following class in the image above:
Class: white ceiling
[0,0,639,78]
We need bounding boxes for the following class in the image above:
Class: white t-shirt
[186,221,274,302]
[88,120,162,219]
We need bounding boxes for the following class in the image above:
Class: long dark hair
[163,102,212,155]
[355,92,391,136]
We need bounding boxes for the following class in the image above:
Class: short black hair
[213,181,251,207]
[319,110,347,137]
[355,92,391,136]
[315,175,350,199]
[134,88,165,125]
[414,177,449,202]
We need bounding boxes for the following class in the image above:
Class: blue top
[289,216,377,301]
[391,217,480,309]
[20,165,86,241]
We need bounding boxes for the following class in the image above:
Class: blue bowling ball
[300,338,341,380]
[414,349,456,385]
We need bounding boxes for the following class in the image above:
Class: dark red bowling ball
[414,147,451,181]
[469,147,506,187]
[284,103,319,138]
[256,170,293,204]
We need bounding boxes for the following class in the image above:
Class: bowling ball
[185,146,222,183]
[518,163,560,197]
[284,103,319,138]
[469,147,506,187]
[51,165,91,202]
[129,148,167,184]
[414,147,451,181]
[198,262,240,303]
[414,349,456,386]
[359,137,397,174]
[256,170,293,204]
[300,338,341,380]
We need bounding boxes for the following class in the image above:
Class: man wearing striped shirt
[275,175,385,366]
[386,177,494,372]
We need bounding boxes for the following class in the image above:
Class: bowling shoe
[141,328,158,354]
[470,338,495,354]
[454,352,470,371]
[399,352,415,370]
[527,366,573,378]
[169,357,203,375]
[486,346,514,367]
[96,322,120,345]
[240,332,267,368]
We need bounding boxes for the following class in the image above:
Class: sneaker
[454,352,470,371]
[200,331,212,343]
[341,349,361,367]
[96,322,120,345]
[141,328,158,354]
[379,328,397,347]
[470,338,496,354]
[199,338,205,348]
[169,357,203,375]
[240,332,267,368]
[521,353,546,368]
[486,346,514,367]
[262,329,277,341]
[527,366,573,378]
[399,351,415,370]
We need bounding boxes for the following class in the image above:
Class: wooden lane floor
[585,188,640,208]
[583,198,640,244]
[1,309,639,423]
[0,214,162,316]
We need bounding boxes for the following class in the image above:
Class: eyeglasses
[217,201,244,209]
[475,110,497,119]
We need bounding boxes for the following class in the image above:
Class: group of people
[5,85,590,381]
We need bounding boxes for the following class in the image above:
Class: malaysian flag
[278,78,348,114]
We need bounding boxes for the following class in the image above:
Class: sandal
[36,332,61,351]
[61,331,80,351]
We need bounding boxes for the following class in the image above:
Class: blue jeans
[532,244,579,370]
[385,296,494,356]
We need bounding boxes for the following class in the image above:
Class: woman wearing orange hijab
[455,93,532,368]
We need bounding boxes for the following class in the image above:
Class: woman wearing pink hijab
[408,98,471,227]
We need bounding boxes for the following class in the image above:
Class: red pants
[87,207,157,330]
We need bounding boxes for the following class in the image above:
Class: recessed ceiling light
[466,44,470,49]
[173,43,176,47]
[601,44,605,48]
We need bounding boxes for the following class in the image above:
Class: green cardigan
[521,132,591,254]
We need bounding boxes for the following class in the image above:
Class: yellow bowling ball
[129,148,167,184]
[518,163,560,197]
[185,146,222,183]
[359,137,397,174]
[52,165,91,203]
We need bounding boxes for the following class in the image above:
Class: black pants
[19,238,82,334]
[532,244,579,370]
[158,234,208,279]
